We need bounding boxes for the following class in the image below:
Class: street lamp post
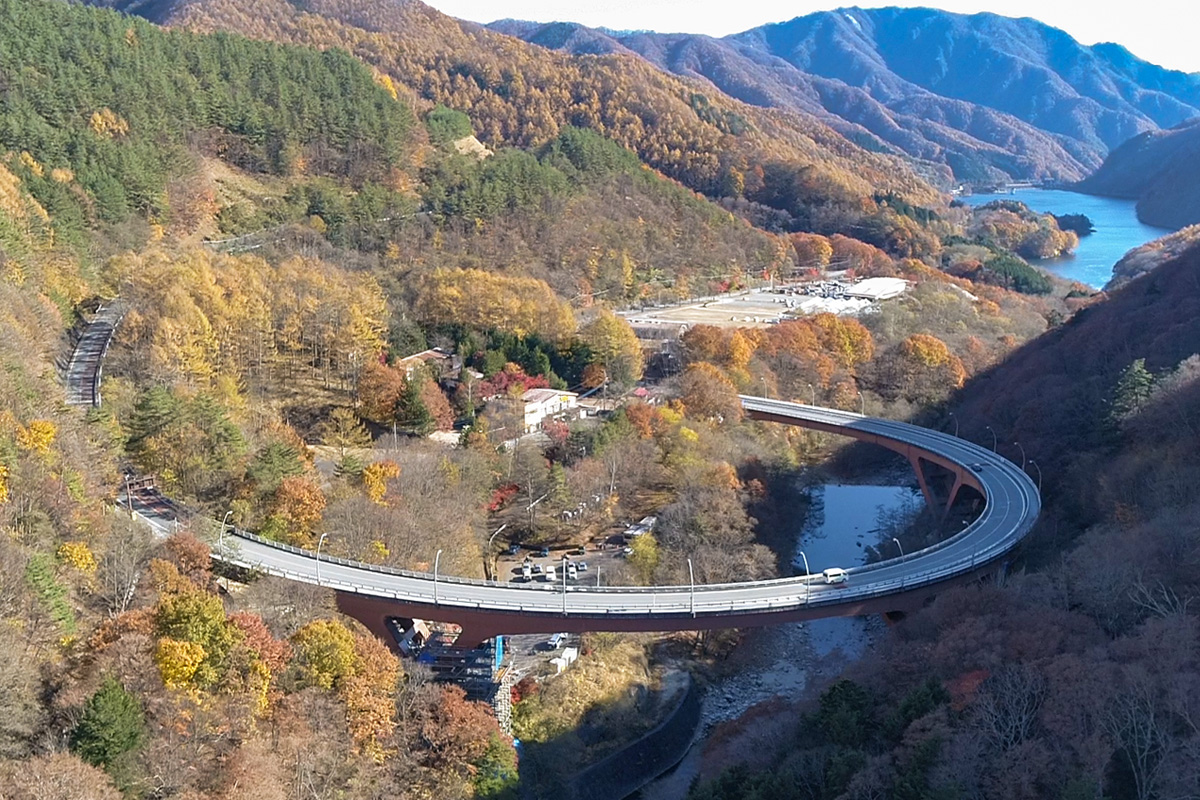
[807,383,815,405]
[948,412,958,437]
[858,391,865,415]
[596,566,602,587]
[433,548,444,605]
[485,523,508,581]
[219,510,232,560]
[1013,441,1026,470]
[893,537,904,557]
[527,491,549,532]
[1029,459,1043,493]
[985,425,997,452]
[562,556,569,614]
[798,550,811,604]
[687,558,696,617]
[316,532,330,586]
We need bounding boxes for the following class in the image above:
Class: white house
[521,388,579,433]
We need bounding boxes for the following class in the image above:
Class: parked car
[577,561,588,572]
[506,543,521,555]
[539,546,550,558]
[567,562,578,580]
[532,563,543,574]
[521,562,532,580]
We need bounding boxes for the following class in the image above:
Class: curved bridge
[218,397,1040,647]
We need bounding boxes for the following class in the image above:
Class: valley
[0,1,1198,799]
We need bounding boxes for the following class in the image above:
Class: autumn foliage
[416,268,576,342]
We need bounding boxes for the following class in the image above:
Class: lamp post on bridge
[798,550,811,604]
[687,557,696,617]
[316,532,329,587]
[1013,441,1026,470]
[807,383,815,405]
[893,537,904,557]
[219,510,232,561]
[948,411,958,437]
[857,391,865,415]
[985,425,997,452]
[433,548,444,605]
[562,555,569,614]
[1029,459,1043,493]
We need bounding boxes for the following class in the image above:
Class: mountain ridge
[1076,116,1200,229]
[490,7,1200,185]
[81,0,950,242]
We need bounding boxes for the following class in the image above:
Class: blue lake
[958,189,1173,289]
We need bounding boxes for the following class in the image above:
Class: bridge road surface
[183,397,1039,642]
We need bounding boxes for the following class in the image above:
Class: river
[639,480,921,799]
[958,188,1172,289]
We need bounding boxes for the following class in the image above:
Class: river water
[640,481,920,799]
[957,188,1172,289]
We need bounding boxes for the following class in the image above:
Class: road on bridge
[204,397,1039,644]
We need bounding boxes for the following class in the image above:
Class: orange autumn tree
[291,619,401,757]
[679,363,743,423]
[264,476,326,547]
[875,333,967,404]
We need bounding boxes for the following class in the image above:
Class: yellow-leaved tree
[579,308,644,387]
[362,460,401,505]
[415,268,575,342]
[16,419,56,457]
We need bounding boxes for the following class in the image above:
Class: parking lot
[495,536,635,587]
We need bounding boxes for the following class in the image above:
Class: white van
[822,567,849,585]
[545,565,556,582]
[521,562,532,580]
[567,562,578,580]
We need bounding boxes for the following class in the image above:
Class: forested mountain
[1076,117,1200,230]
[81,0,948,241]
[493,8,1200,186]
[2,1,1156,798]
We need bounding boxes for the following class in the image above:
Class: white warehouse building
[521,388,580,433]
[845,277,909,301]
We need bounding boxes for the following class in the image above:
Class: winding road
[208,396,1039,646]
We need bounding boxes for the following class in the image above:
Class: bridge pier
[907,454,968,520]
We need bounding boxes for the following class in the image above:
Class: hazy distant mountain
[491,8,1200,185]
[1077,117,1200,230]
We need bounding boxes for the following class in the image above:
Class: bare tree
[1102,668,1173,800]
[97,517,155,616]
[1129,576,1191,619]
[0,533,28,620]
[972,664,1047,751]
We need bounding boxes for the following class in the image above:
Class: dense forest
[87,0,954,244]
[0,0,413,241]
[4,0,1187,799]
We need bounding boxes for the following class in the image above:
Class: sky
[424,0,1200,74]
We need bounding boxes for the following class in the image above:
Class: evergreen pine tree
[1112,358,1156,420]
[397,377,433,435]
[70,676,146,770]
